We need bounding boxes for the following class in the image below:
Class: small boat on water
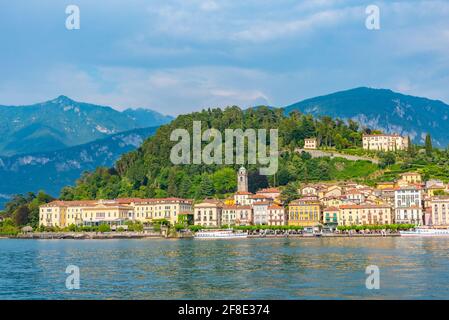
[194,229,248,239]
[400,227,449,237]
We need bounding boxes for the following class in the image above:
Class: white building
[194,199,224,227]
[252,201,271,225]
[394,187,423,225]
[222,205,252,226]
[430,197,449,227]
[362,134,408,151]
[267,205,287,226]
[304,138,317,150]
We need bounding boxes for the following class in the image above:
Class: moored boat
[194,229,248,239]
[400,227,449,237]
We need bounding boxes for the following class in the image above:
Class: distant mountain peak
[51,95,76,105]
[284,87,449,146]
[0,96,174,156]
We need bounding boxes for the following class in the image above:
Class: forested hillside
[59,106,374,201]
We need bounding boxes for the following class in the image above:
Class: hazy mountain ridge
[0,126,158,208]
[0,96,173,156]
[284,87,449,146]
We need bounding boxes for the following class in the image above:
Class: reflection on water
[0,238,448,299]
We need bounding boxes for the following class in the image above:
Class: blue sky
[0,0,448,115]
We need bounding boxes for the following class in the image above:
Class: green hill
[58,106,378,201]
[284,87,449,147]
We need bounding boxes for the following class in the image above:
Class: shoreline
[3,232,402,240]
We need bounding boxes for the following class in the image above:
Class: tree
[211,168,236,194]
[379,152,395,169]
[98,224,111,233]
[425,133,433,156]
[13,206,30,226]
[280,183,299,205]
[196,175,214,198]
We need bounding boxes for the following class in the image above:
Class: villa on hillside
[304,138,318,150]
[362,133,408,151]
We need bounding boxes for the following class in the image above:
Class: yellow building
[399,172,422,185]
[338,204,393,226]
[194,199,224,227]
[288,198,321,227]
[40,200,97,228]
[39,197,193,228]
[376,181,396,190]
[118,197,193,225]
[81,201,133,227]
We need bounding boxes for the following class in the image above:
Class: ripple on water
[0,238,449,299]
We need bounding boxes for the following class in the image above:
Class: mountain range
[0,126,158,208]
[284,87,449,147]
[0,96,173,156]
[2,87,449,208]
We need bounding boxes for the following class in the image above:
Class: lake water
[0,237,448,299]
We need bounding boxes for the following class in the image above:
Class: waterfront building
[359,204,393,225]
[222,205,252,226]
[63,200,97,226]
[117,197,193,225]
[40,200,96,228]
[81,200,133,227]
[235,205,252,225]
[194,199,224,227]
[338,204,393,226]
[323,207,339,230]
[177,212,194,226]
[39,198,193,228]
[394,187,423,225]
[222,205,238,226]
[362,133,408,151]
[423,207,432,226]
[288,198,321,227]
[267,204,286,226]
[338,205,361,226]
[430,197,449,227]
[252,201,272,225]
[304,138,317,150]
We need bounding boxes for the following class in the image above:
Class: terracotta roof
[250,194,270,199]
[118,197,192,204]
[253,201,272,205]
[223,205,251,210]
[268,204,284,210]
[41,200,98,207]
[257,188,280,193]
[340,204,392,209]
[235,191,253,195]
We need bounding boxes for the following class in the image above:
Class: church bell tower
[237,166,248,192]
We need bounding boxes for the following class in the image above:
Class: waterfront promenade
[11,231,401,239]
